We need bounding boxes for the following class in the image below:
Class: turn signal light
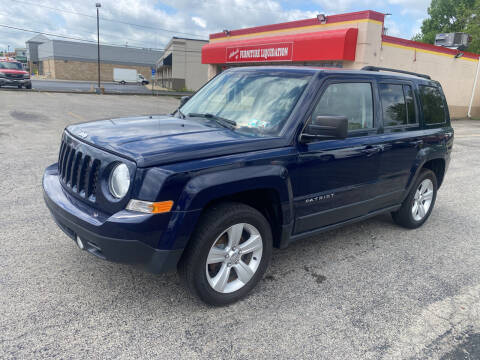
[126,200,174,214]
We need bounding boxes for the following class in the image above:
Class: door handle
[362,145,382,157]
[411,139,424,148]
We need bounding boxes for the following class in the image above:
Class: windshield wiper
[188,113,236,129]
[177,108,186,119]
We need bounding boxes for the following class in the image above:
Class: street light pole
[96,3,101,91]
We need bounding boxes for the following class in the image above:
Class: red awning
[202,28,358,64]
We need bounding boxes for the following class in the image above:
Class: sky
[0,0,432,52]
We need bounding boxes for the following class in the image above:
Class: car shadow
[68,212,400,310]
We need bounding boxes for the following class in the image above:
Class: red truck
[0,58,31,89]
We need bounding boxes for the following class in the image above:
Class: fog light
[76,235,85,250]
[126,199,174,214]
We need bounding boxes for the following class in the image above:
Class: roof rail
[361,66,431,80]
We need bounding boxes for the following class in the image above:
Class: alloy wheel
[206,223,263,293]
[412,178,434,221]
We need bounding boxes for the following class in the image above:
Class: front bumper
[0,78,31,87]
[42,164,183,273]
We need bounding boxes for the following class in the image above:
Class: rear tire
[178,202,272,306]
[392,169,437,229]
[18,85,22,89]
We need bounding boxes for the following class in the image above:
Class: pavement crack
[303,265,327,284]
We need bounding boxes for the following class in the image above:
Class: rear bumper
[42,164,183,273]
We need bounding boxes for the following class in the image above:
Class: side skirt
[286,204,401,245]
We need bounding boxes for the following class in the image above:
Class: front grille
[5,73,23,79]
[58,139,101,200]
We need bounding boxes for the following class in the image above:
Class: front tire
[179,202,272,306]
[392,169,438,229]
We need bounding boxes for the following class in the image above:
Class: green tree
[464,2,480,52]
[413,0,480,53]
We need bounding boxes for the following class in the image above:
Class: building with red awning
[201,10,480,118]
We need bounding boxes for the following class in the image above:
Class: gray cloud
[0,0,318,51]
[0,0,429,52]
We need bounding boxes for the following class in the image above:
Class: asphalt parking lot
[1,91,479,359]
[31,79,152,94]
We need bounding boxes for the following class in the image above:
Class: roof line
[382,35,480,60]
[209,10,385,40]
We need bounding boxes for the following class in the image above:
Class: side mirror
[301,115,348,142]
[179,96,190,107]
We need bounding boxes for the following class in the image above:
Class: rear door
[375,80,424,207]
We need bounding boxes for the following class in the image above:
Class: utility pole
[96,3,101,91]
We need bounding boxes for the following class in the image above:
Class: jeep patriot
[43,66,453,305]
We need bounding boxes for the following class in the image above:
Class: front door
[290,80,384,235]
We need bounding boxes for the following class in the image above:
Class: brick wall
[43,58,56,78]
[41,59,151,82]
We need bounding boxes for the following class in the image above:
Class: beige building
[156,37,208,91]
[26,35,162,82]
[202,10,480,119]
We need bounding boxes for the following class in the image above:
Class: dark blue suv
[43,66,453,305]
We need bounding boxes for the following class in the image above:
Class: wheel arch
[176,165,293,249]
[201,189,285,248]
[421,158,446,188]
[407,144,448,193]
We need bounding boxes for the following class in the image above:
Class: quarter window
[419,85,446,124]
[312,82,374,131]
[379,84,417,127]
[404,85,416,124]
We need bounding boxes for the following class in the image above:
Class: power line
[0,24,203,54]
[6,17,165,49]
[12,0,207,38]
[0,24,161,50]
[1,24,101,43]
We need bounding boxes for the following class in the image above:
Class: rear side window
[313,82,374,131]
[379,84,417,127]
[419,85,446,124]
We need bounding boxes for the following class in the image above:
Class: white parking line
[67,111,85,122]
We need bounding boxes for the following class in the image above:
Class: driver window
[312,82,374,130]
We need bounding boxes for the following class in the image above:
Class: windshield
[0,62,23,70]
[180,70,312,137]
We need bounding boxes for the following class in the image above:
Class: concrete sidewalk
[1,79,193,96]
[0,80,193,96]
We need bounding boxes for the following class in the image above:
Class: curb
[0,87,194,97]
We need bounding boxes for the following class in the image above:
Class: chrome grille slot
[6,73,23,79]
[65,148,76,185]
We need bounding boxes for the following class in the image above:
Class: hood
[67,115,285,167]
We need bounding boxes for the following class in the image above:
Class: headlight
[24,74,30,79]
[109,163,130,199]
